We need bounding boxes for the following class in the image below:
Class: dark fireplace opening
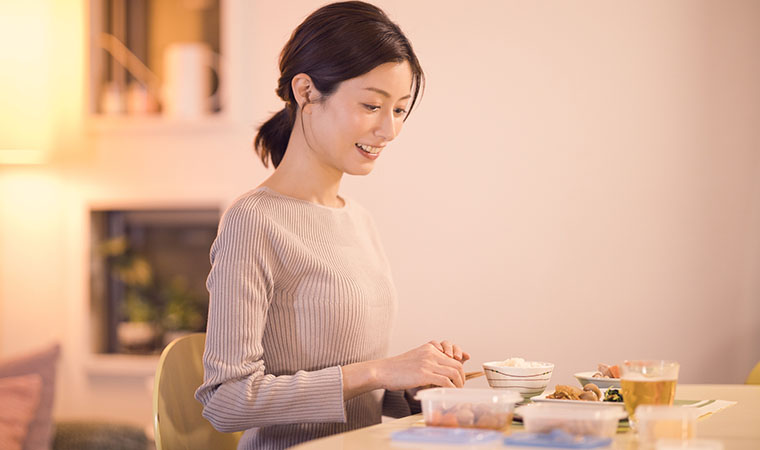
[90,208,219,355]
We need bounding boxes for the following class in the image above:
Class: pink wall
[0,0,758,428]
[301,0,760,384]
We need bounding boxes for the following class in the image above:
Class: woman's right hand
[374,341,468,391]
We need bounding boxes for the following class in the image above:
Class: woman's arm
[341,341,471,401]
[195,199,347,432]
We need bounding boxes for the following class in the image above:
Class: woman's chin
[344,163,376,176]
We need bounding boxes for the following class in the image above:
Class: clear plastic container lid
[415,387,523,404]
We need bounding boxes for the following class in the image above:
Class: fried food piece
[579,390,598,401]
[431,410,459,427]
[428,403,510,429]
[474,411,500,429]
[548,384,602,402]
[455,407,475,427]
[547,384,584,400]
[583,383,601,399]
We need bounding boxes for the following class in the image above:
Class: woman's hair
[254,1,424,168]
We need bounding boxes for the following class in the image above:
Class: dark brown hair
[254,1,424,168]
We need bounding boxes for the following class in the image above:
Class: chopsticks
[465,371,484,381]
[419,371,484,390]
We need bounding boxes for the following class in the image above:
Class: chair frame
[152,333,200,449]
[152,332,241,450]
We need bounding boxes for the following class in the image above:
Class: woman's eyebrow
[363,87,411,100]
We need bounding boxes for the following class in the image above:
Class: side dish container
[636,405,698,442]
[515,403,626,438]
[415,388,522,431]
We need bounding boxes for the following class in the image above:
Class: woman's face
[303,61,414,176]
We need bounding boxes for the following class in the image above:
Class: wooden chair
[747,362,760,385]
[153,333,242,450]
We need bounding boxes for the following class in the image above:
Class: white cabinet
[86,0,255,133]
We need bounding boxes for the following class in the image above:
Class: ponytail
[254,107,295,168]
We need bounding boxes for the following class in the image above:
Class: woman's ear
[292,73,315,113]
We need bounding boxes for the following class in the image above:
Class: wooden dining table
[292,384,760,449]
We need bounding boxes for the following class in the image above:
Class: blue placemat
[504,430,612,448]
[391,427,504,445]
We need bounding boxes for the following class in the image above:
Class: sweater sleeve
[194,199,347,432]
[381,389,422,418]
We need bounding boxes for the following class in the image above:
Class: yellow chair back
[747,362,760,385]
[153,333,242,450]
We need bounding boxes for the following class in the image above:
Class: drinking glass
[620,360,680,429]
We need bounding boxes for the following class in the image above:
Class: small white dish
[482,361,554,400]
[531,388,626,410]
[574,371,621,389]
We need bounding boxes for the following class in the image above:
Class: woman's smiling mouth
[355,143,383,155]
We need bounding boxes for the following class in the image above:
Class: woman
[195,2,470,448]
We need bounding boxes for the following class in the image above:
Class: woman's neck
[260,136,345,208]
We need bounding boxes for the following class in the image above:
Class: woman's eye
[362,104,381,112]
[394,107,408,116]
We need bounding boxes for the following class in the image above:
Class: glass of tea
[620,360,680,429]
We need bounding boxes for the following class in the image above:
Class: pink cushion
[0,374,43,450]
[0,344,60,450]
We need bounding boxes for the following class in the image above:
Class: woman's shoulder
[218,188,277,230]
[226,187,269,211]
[223,188,268,217]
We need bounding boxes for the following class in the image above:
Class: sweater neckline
[255,186,350,211]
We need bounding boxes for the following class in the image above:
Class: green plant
[161,276,206,331]
[99,236,207,333]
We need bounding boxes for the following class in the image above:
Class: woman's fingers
[436,364,464,387]
[420,340,470,388]
[431,340,469,362]
[432,350,465,387]
[452,344,464,361]
[428,341,444,353]
[440,340,454,358]
[432,373,457,388]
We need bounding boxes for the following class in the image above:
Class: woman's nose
[375,112,399,141]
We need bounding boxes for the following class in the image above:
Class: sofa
[0,343,149,450]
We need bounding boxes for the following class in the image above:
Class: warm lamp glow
[0,149,47,165]
[0,0,52,165]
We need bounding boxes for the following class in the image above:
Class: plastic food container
[415,388,522,430]
[636,405,699,442]
[515,403,627,438]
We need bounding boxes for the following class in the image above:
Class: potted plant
[99,236,207,353]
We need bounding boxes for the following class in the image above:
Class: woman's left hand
[429,340,470,363]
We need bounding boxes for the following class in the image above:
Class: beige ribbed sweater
[195,187,411,450]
